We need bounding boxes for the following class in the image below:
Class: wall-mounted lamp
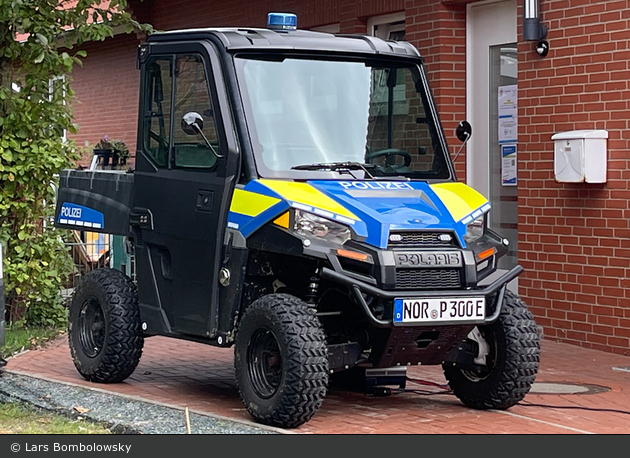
[523,0,547,40]
[523,0,549,56]
[535,40,549,57]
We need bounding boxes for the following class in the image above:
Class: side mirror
[181,112,204,135]
[456,120,472,142]
[452,121,472,162]
[180,111,223,159]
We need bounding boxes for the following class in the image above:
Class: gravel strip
[0,370,280,434]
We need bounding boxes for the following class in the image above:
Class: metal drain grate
[529,382,610,395]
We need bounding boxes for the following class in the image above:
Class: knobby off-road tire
[234,293,329,428]
[443,290,540,410]
[69,268,143,383]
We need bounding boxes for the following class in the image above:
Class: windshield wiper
[291,162,376,179]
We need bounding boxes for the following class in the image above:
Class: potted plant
[110,139,130,167]
[93,136,112,166]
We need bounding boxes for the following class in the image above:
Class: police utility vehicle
[54,13,540,428]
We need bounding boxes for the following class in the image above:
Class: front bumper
[320,264,522,329]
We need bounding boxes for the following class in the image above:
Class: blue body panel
[309,181,462,249]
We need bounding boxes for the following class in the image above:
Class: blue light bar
[267,12,297,31]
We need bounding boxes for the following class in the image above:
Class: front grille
[388,231,457,248]
[395,268,461,289]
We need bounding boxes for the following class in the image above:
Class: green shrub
[0,1,151,327]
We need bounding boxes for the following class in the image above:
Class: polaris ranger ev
[54,13,540,428]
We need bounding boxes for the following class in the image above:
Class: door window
[143,57,172,168]
[172,55,219,169]
[143,54,220,169]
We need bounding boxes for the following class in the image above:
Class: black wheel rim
[247,328,282,399]
[78,297,106,358]
[461,326,497,382]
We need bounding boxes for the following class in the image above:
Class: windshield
[235,55,452,181]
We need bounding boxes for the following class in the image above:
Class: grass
[0,402,112,434]
[0,324,112,434]
[1,324,64,359]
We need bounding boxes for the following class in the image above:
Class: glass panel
[172,54,218,169]
[143,57,172,168]
[235,56,449,181]
[239,58,371,172]
[366,66,446,176]
[489,44,518,269]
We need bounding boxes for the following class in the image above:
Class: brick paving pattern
[7,336,630,434]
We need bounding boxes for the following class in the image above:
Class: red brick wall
[518,0,630,355]
[68,33,142,167]
[148,0,405,31]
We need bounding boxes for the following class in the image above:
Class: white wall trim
[367,12,405,36]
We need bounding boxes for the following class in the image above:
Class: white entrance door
[467,0,518,271]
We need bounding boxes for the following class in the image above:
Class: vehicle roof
[146,27,422,60]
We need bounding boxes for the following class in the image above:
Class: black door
[133,43,237,337]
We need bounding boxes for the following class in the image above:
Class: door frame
[466,0,517,198]
[466,0,518,289]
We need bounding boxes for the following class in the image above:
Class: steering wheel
[365,148,412,167]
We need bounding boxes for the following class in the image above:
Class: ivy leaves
[0,0,152,326]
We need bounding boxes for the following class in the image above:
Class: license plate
[393,297,485,325]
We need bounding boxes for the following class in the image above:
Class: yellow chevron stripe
[230,189,281,217]
[259,180,358,220]
[430,182,488,222]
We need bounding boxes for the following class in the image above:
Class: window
[143,57,172,168]
[369,15,407,109]
[236,56,449,180]
[368,13,405,40]
[143,54,220,169]
[49,76,67,142]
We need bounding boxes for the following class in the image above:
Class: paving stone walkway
[7,336,630,434]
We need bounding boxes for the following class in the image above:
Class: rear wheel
[69,268,143,383]
[443,290,540,409]
[234,293,328,428]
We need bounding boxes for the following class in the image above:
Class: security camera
[536,40,549,57]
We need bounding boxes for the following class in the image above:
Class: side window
[172,54,219,169]
[143,57,172,168]
[142,54,220,169]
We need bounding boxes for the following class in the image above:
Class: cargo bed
[54,169,135,236]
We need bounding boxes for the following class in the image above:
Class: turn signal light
[477,247,495,261]
[337,249,370,262]
[273,212,290,228]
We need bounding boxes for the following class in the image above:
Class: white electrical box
[552,130,608,183]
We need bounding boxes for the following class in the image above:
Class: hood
[228,179,490,249]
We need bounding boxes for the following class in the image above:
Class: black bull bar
[319,265,523,328]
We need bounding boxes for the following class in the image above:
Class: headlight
[293,209,351,245]
[463,213,485,244]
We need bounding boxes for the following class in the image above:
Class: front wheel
[68,268,143,383]
[443,290,540,410]
[234,294,329,428]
